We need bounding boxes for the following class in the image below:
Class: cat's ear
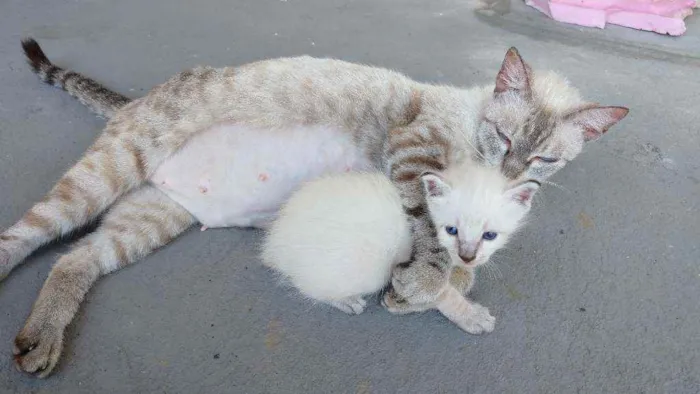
[565,105,629,142]
[421,172,451,198]
[494,47,532,96]
[505,180,540,208]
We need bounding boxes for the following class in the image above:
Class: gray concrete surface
[1,0,699,393]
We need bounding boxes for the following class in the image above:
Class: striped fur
[3,39,629,377]
[383,275,495,335]
[21,39,130,118]
[12,185,195,377]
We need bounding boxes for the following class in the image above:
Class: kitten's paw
[391,261,446,305]
[13,321,64,378]
[455,303,496,335]
[328,296,367,315]
[381,287,433,315]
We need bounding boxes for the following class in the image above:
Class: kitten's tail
[21,38,131,119]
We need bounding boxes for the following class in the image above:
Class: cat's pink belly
[150,124,375,228]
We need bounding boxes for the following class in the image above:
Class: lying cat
[262,164,538,334]
[2,39,627,377]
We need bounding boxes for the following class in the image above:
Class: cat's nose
[459,253,476,263]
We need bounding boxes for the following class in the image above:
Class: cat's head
[474,47,629,183]
[421,166,538,268]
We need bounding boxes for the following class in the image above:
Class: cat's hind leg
[13,185,195,377]
[327,296,367,315]
[0,127,165,281]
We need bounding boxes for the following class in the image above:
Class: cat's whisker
[541,180,571,194]
[463,136,487,161]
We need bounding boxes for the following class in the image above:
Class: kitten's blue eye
[445,226,458,236]
[482,231,498,241]
[536,156,559,163]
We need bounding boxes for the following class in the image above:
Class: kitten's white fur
[261,164,538,331]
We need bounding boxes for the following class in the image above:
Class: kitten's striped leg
[13,185,195,378]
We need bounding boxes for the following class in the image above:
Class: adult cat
[2,39,627,376]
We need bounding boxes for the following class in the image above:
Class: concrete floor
[1,0,699,393]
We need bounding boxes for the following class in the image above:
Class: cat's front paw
[390,261,446,305]
[381,287,434,315]
[454,303,496,335]
[13,320,65,378]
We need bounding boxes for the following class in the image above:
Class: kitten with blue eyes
[262,163,538,334]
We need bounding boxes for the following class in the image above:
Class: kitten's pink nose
[459,253,476,264]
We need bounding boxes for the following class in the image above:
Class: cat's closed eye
[496,129,511,154]
[534,156,559,163]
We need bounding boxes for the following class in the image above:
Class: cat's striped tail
[21,38,130,119]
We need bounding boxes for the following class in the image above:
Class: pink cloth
[525,0,696,36]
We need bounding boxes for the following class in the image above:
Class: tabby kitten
[262,164,538,334]
[2,39,627,377]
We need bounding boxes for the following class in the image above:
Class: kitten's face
[474,48,628,184]
[421,169,538,268]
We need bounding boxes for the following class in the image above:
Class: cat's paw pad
[13,324,64,378]
[456,303,496,335]
[329,296,367,315]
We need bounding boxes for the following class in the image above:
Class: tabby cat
[1,39,627,376]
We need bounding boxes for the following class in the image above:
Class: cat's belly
[150,124,375,228]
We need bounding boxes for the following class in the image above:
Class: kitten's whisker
[542,180,571,194]
[490,262,503,280]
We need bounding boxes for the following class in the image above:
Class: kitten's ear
[565,105,629,142]
[494,47,532,96]
[421,172,451,198]
[505,181,540,208]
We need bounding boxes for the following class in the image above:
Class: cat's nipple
[199,178,211,194]
[258,173,269,182]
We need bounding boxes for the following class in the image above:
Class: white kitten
[261,165,538,333]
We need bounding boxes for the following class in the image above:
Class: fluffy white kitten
[261,164,538,333]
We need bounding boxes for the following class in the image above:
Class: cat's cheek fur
[474,122,508,166]
[476,235,510,266]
